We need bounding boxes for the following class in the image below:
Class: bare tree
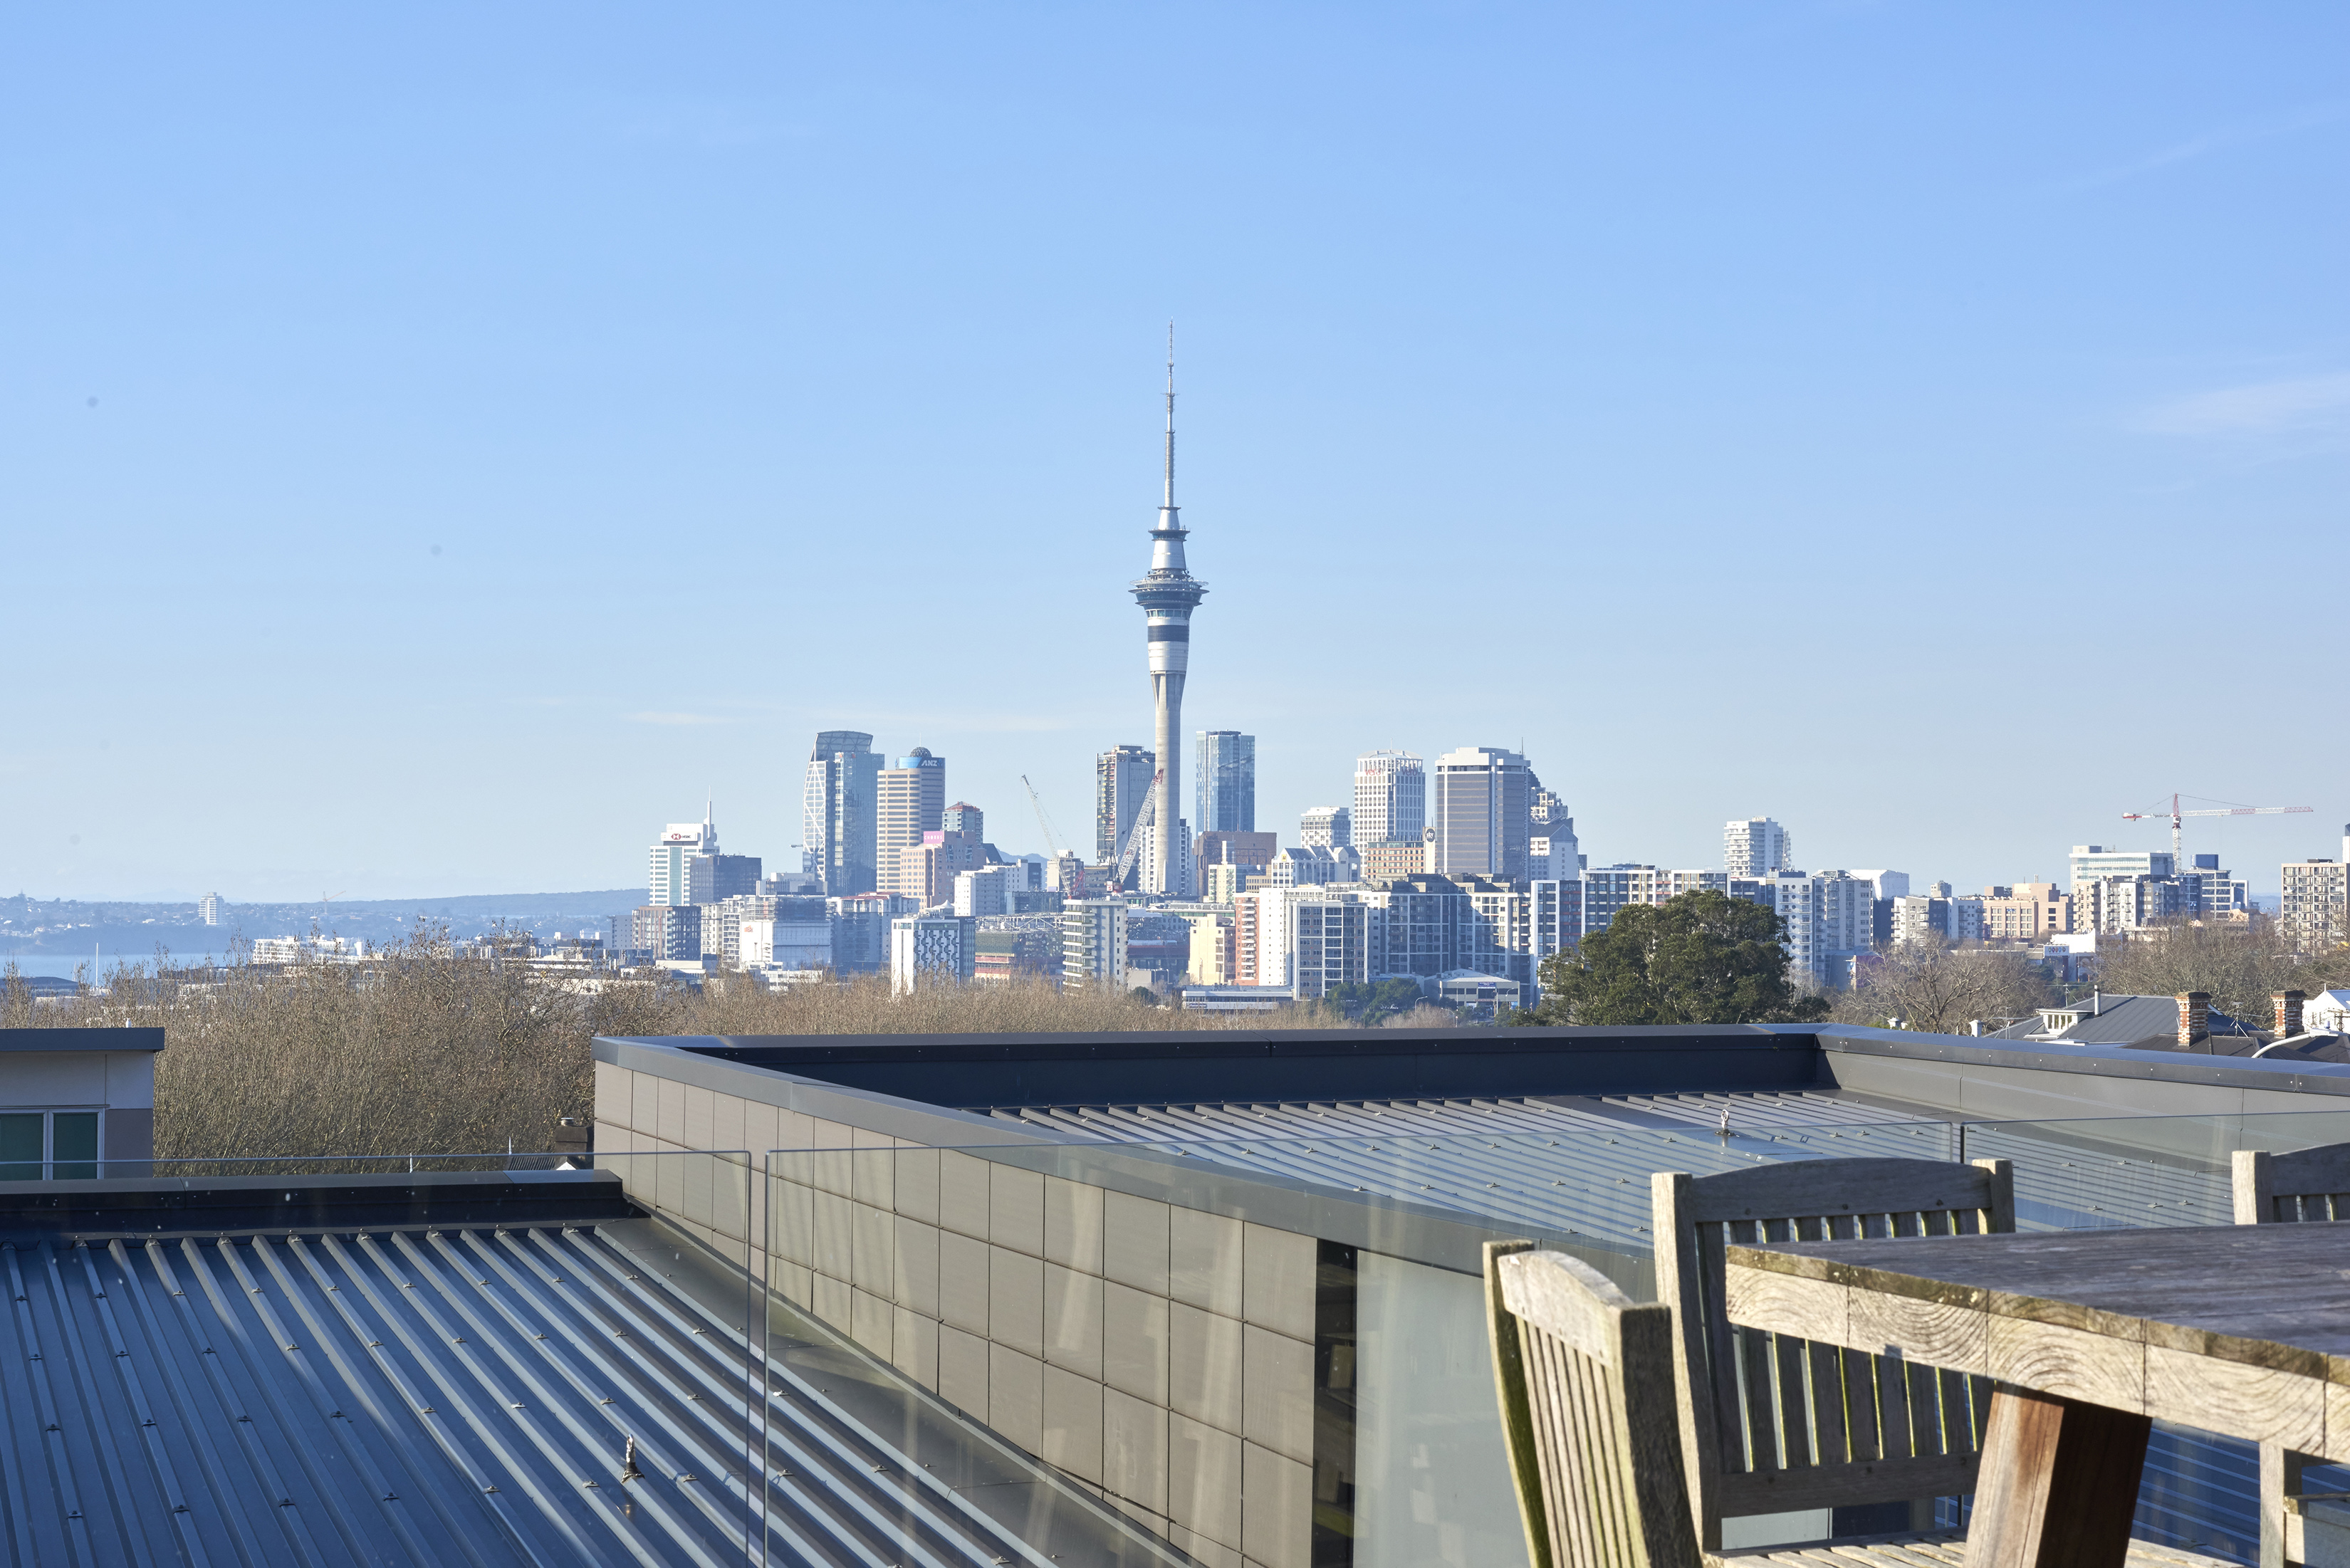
[2084,916,2302,1026]
[1835,939,2054,1035]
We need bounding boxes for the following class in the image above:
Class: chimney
[2178,991,2210,1052]
[2276,990,2307,1039]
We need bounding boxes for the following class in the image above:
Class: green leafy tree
[1321,978,1432,1027]
[1515,889,1830,1025]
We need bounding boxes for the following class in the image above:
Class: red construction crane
[2121,794,2312,862]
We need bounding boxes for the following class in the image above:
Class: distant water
[4,952,226,982]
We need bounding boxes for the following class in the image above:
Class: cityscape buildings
[805,732,881,895]
[1128,337,1207,901]
[1195,730,1254,832]
[647,808,720,906]
[2282,835,2350,954]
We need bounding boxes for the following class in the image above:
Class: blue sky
[5,3,2345,901]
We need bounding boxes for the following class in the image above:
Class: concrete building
[1981,882,2072,940]
[907,830,986,906]
[1890,894,1985,947]
[1358,839,1427,884]
[1579,866,1739,934]
[825,892,919,973]
[1264,845,1357,889]
[198,892,224,926]
[1528,790,1580,884]
[806,732,882,894]
[1724,817,1794,878]
[1061,899,1131,992]
[1751,869,1874,989]
[1096,745,1156,868]
[688,852,761,905]
[1290,899,1373,1000]
[2183,854,2250,919]
[2079,874,2193,936]
[1196,731,1254,834]
[1430,746,1531,879]
[2282,842,2350,954]
[2069,845,2177,899]
[877,748,948,898]
[1129,340,1208,900]
[1132,815,1196,899]
[630,902,702,961]
[1196,830,1276,880]
[647,807,721,906]
[1298,806,1351,850]
[889,914,976,993]
[1352,750,1425,849]
[739,914,833,971]
[0,1025,161,1176]
[956,864,1014,917]
[1181,911,1238,985]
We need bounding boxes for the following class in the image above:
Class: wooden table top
[1727,1221,2350,1377]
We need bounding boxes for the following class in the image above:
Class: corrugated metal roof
[976,1092,2238,1251]
[0,1223,1163,1566]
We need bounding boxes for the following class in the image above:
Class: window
[0,1111,100,1181]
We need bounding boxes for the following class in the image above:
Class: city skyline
[4,6,2344,901]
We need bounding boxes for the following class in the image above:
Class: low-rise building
[1358,838,1426,883]
[889,914,975,993]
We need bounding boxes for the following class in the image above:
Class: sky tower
[1130,328,1207,896]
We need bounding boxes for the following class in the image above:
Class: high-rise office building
[1300,806,1352,850]
[1431,747,1532,880]
[1724,818,1794,878]
[648,807,721,906]
[876,748,947,897]
[1528,789,1579,882]
[1196,731,1255,834]
[942,802,983,839]
[1129,335,1208,899]
[1354,751,1426,852]
[804,731,880,894]
[688,854,761,904]
[1095,745,1156,867]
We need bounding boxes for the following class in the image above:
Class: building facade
[1352,751,1425,849]
[1723,818,1793,879]
[647,810,721,907]
[889,915,976,993]
[1430,746,1531,879]
[805,735,882,895]
[1195,731,1255,834]
[1060,899,1131,991]
[1298,806,1351,850]
[1981,882,2072,940]
[1095,745,1156,867]
[1358,840,1426,884]
[877,749,948,899]
[1750,870,1874,989]
[2282,848,2350,955]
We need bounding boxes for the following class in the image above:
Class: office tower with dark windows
[805,731,880,896]
[1196,730,1255,834]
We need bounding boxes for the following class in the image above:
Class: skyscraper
[1129,331,1207,898]
[876,748,947,897]
[1723,817,1794,878]
[1196,731,1255,833]
[801,730,872,877]
[1431,746,1532,879]
[1095,744,1156,866]
[805,731,880,895]
[1354,751,1426,849]
[648,805,721,906]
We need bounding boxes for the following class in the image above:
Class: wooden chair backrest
[2233,1144,2350,1225]
[1485,1240,1698,1568]
[1649,1156,2015,1549]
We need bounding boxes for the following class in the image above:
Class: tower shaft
[1130,328,1207,896]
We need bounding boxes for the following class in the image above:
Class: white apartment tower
[1724,817,1794,878]
[1354,751,1426,849]
[1128,331,1208,901]
[198,893,224,926]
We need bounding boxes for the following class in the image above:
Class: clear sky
[5,4,2345,903]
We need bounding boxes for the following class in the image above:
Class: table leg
[1964,1386,2151,1568]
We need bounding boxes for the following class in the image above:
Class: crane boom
[1112,768,1165,889]
[1020,775,1065,860]
[2120,794,2312,861]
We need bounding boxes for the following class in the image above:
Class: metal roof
[976,1091,2243,1253]
[0,1220,1168,1566]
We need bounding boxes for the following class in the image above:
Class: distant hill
[1,890,650,960]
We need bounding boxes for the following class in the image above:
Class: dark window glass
[51,1112,98,1181]
[0,1114,43,1181]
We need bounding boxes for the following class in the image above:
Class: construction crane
[2121,794,2312,862]
[1112,768,1166,889]
[1020,775,1067,860]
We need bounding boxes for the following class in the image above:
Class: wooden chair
[2233,1142,2350,1568]
[1651,1156,2015,1560]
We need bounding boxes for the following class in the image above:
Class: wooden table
[1724,1222,2350,1568]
